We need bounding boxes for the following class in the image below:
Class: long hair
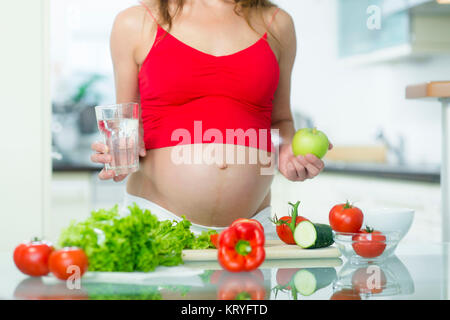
[144,0,278,37]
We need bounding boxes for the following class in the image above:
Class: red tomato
[329,201,364,233]
[275,268,301,290]
[13,240,54,277]
[13,277,89,300]
[352,227,387,258]
[275,216,309,245]
[330,289,361,300]
[48,248,89,281]
[210,233,220,248]
[351,266,387,294]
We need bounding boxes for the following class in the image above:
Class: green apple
[292,128,329,159]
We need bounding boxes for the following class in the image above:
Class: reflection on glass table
[12,258,343,301]
[332,255,414,300]
[4,242,449,300]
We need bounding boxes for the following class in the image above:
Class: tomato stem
[344,200,353,209]
[288,201,301,235]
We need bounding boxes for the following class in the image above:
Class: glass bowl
[333,230,401,265]
[332,260,401,299]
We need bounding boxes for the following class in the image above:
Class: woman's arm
[110,7,143,104]
[91,6,151,181]
[269,9,329,182]
[270,8,297,146]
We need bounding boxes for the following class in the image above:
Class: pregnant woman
[91,0,330,238]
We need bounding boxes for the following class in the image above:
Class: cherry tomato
[275,216,309,245]
[48,247,89,281]
[13,239,54,277]
[351,266,387,294]
[352,227,386,258]
[329,201,364,233]
[275,268,301,290]
[210,233,220,248]
[272,201,308,245]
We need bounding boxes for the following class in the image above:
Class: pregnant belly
[126,144,275,227]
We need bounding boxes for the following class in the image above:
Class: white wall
[275,0,447,166]
[51,0,138,106]
[0,0,51,251]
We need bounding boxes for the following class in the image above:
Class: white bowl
[362,208,415,241]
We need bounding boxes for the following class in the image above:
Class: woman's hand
[90,142,124,182]
[91,122,147,182]
[278,143,333,182]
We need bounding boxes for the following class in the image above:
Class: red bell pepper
[217,270,266,300]
[230,218,265,233]
[217,219,266,272]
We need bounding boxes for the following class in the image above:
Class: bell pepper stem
[235,291,252,300]
[235,240,252,256]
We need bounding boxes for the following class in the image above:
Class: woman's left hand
[278,143,333,182]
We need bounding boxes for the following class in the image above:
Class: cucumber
[293,268,337,296]
[294,220,334,249]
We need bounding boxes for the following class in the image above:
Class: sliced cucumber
[293,269,317,296]
[294,220,334,249]
[294,268,337,296]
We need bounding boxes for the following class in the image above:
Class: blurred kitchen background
[47,0,449,245]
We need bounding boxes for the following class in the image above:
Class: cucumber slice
[293,269,317,296]
[294,221,334,249]
[294,268,337,296]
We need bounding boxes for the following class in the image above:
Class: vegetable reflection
[272,267,337,299]
[213,269,266,300]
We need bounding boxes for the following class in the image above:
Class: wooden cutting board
[182,239,341,261]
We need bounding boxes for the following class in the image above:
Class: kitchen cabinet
[270,172,441,244]
[338,0,450,63]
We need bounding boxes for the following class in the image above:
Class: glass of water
[95,103,140,176]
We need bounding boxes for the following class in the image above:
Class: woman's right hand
[91,142,132,182]
[91,122,147,182]
[91,142,125,182]
[91,117,147,182]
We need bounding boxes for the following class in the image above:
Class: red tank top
[138,3,280,152]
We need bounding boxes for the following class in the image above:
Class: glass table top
[1,242,448,300]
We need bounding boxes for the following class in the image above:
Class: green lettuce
[58,203,217,272]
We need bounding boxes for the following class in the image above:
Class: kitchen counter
[53,159,441,183]
[1,242,449,300]
[324,161,440,183]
